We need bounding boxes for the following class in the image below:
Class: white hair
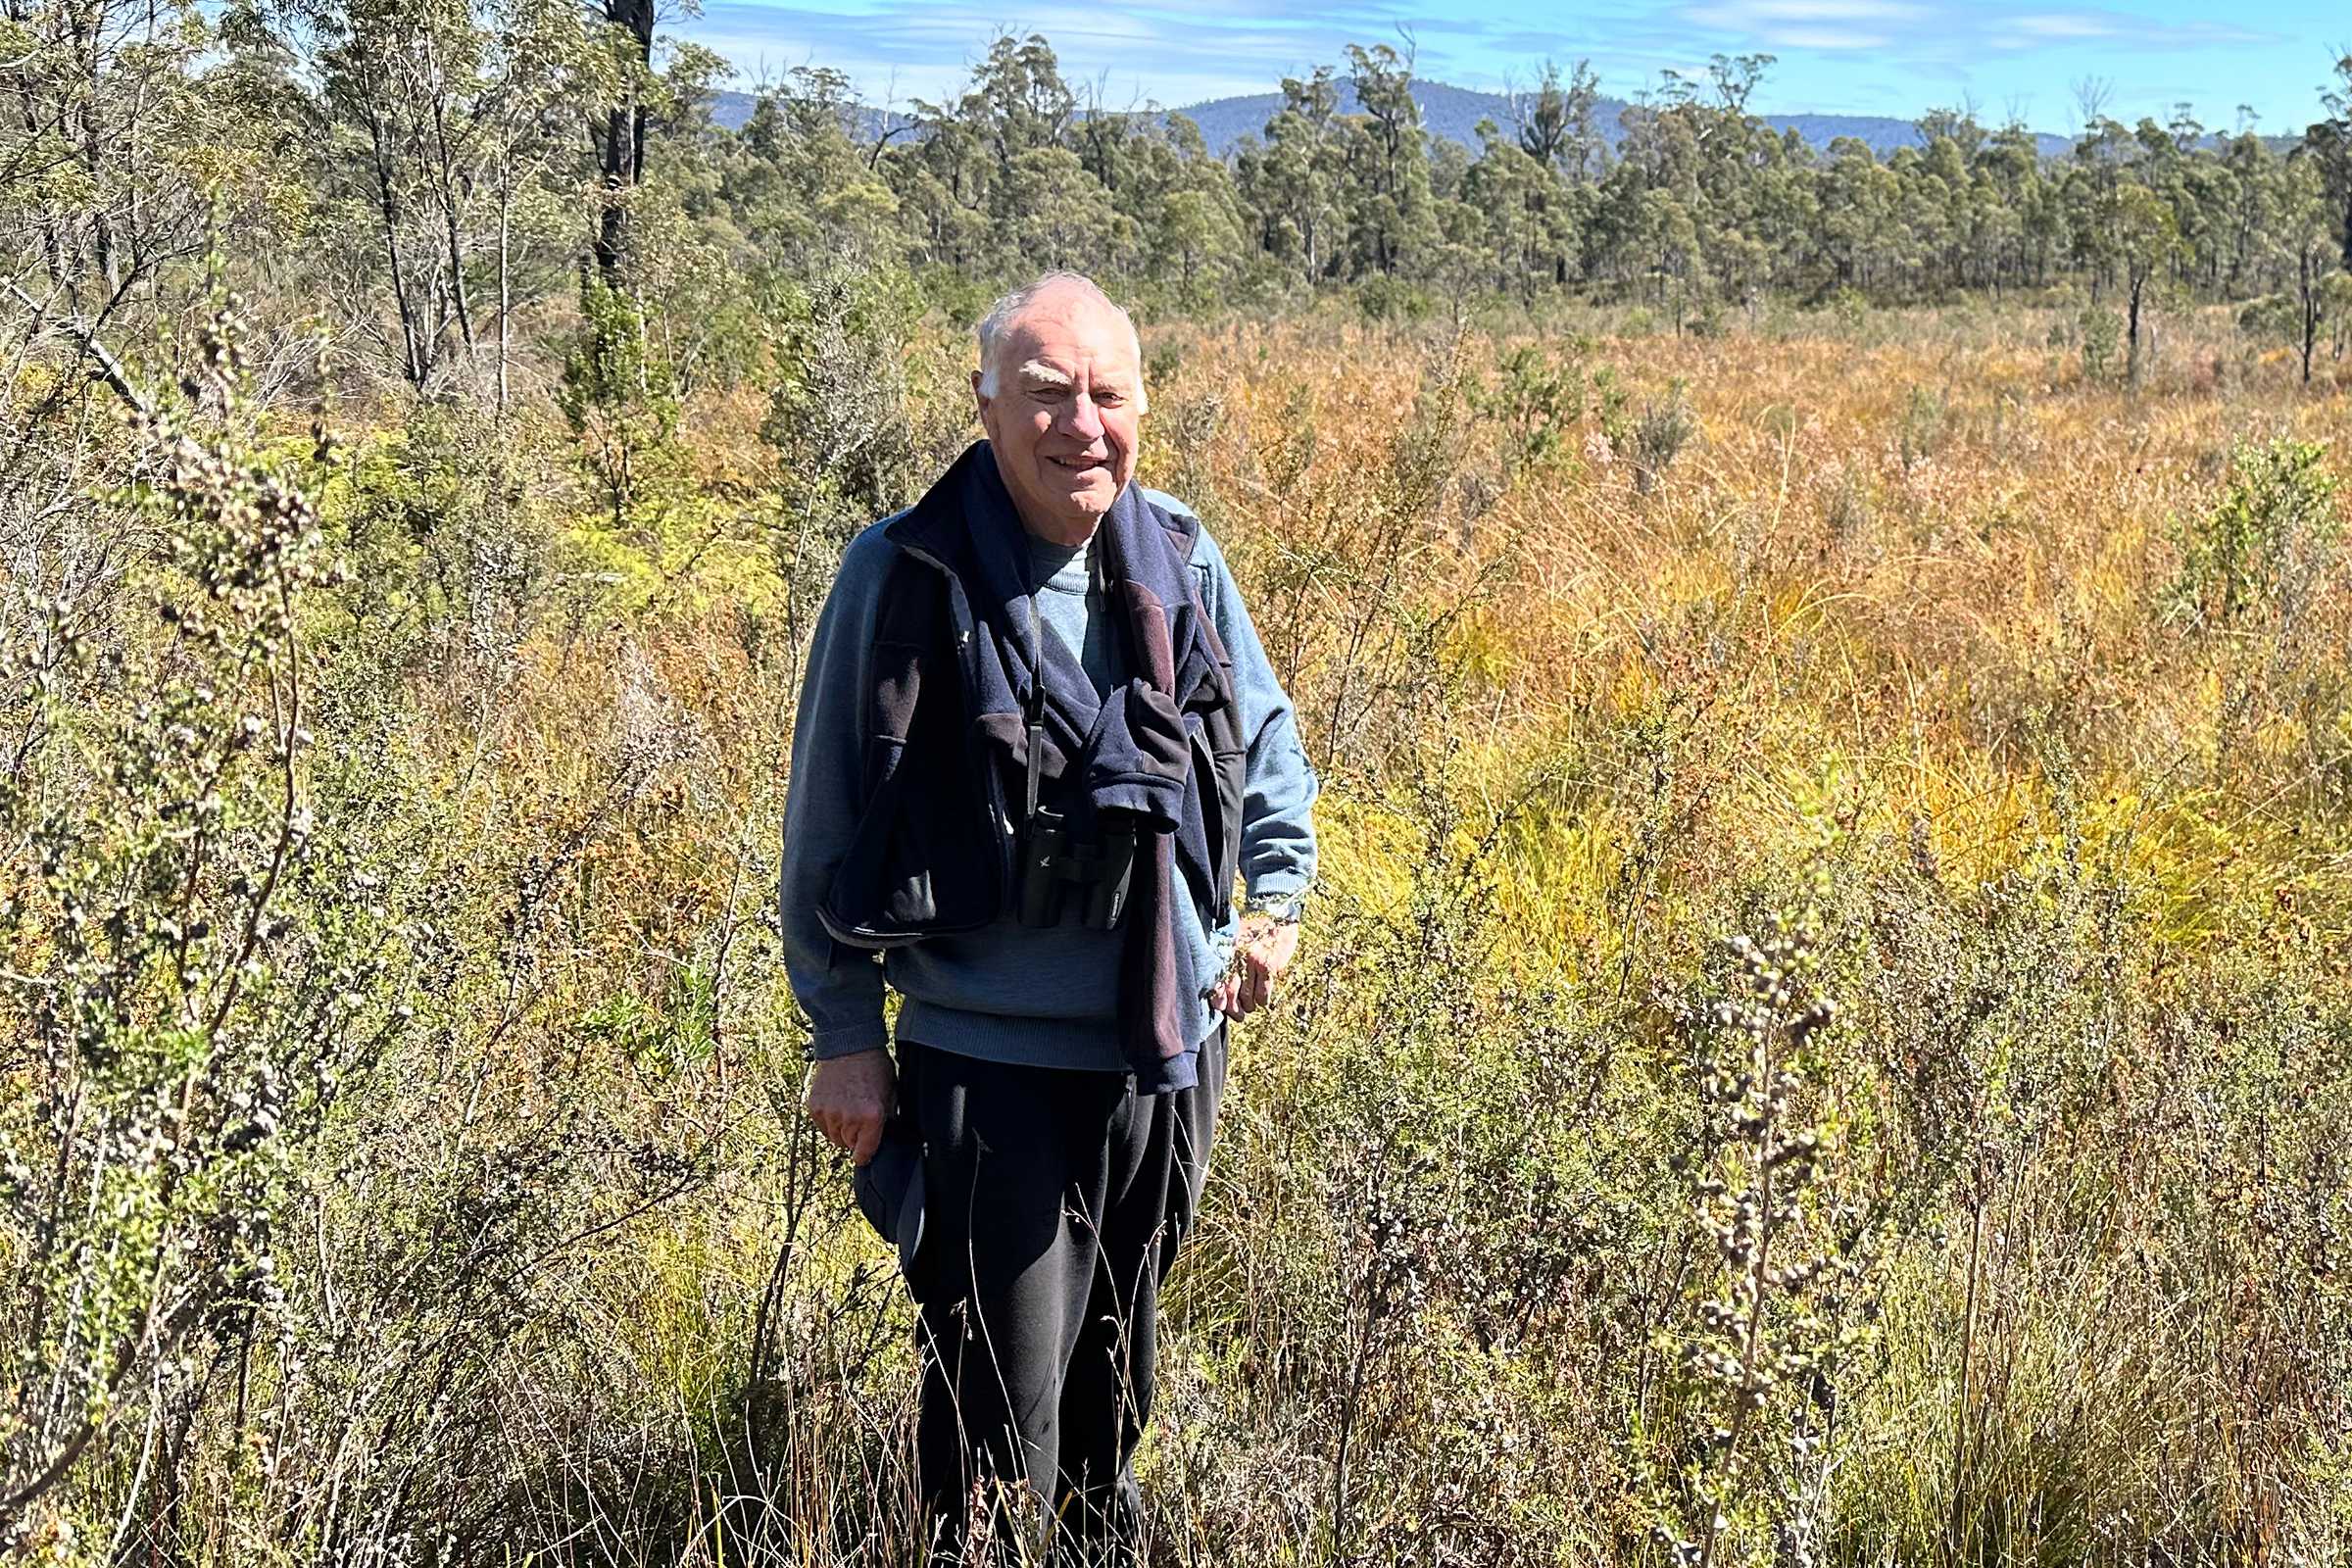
[975,271,1145,399]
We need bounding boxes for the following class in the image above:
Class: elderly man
[778,271,1318,1559]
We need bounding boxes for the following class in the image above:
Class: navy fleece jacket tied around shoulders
[777,475,1320,1077]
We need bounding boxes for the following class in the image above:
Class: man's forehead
[995,298,1139,370]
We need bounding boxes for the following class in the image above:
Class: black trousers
[898,1027,1224,1565]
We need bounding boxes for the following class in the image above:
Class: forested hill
[1163,81,2074,160]
[708,80,2073,158]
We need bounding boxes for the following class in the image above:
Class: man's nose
[1060,394,1104,442]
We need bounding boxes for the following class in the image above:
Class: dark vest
[817,444,1248,1048]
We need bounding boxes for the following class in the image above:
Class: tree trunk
[428,63,474,351]
[2301,248,2319,385]
[368,105,427,387]
[594,0,656,283]
[2127,270,2144,384]
[496,173,512,414]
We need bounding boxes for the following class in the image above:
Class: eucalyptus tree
[892,42,1041,273]
[1595,91,1694,297]
[274,0,610,394]
[2113,179,2181,379]
[2221,125,2282,292]
[593,0,653,279]
[1237,69,1349,283]
[2311,55,2352,270]
[1561,62,1608,185]
[885,98,992,270]
[2281,149,2346,381]
[1819,136,1901,290]
[1000,145,1133,272]
[1071,88,1142,201]
[1904,122,1972,290]
[1344,42,1436,275]
[723,66,902,266]
[1135,117,1249,300]
[1511,59,1604,186]
[1465,122,1577,296]
[0,0,224,395]
[965,31,1078,166]
[888,32,1118,277]
[1512,65,1573,170]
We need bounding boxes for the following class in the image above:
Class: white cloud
[1684,0,1922,48]
[1673,0,2277,58]
[1696,0,1927,19]
[1693,0,1929,48]
[2002,8,2271,45]
[1776,26,1893,46]
[2014,12,2116,35]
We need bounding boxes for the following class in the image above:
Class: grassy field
[8,298,2352,1564]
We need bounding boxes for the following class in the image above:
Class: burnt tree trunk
[594,0,655,284]
[2301,246,2321,385]
[2127,269,2145,384]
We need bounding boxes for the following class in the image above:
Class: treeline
[792,37,2352,376]
[11,0,2352,398]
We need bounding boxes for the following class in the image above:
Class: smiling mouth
[1048,454,1106,475]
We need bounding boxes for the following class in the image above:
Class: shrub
[762,261,933,554]
[0,312,409,1544]
[2079,307,2121,382]
[1646,899,1876,1568]
[1897,385,1948,471]
[1483,343,1586,476]
[1831,287,1869,336]
[560,275,687,532]
[1819,464,1873,553]
[1633,383,1699,496]
[2166,438,2341,633]
[1356,274,1433,324]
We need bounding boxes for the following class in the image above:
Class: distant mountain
[706,80,2074,160]
[708,90,903,139]
[1166,80,2073,160]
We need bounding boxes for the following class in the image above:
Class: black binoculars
[1014,808,1137,930]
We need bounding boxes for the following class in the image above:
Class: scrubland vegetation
[9,4,2352,1562]
[10,292,2351,1565]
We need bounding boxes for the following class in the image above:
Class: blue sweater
[779,487,1320,1072]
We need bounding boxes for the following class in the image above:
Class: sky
[674,0,2348,133]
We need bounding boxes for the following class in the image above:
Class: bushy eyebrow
[1012,360,1138,398]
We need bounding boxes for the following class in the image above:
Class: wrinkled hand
[1209,914,1300,1019]
[805,1048,896,1165]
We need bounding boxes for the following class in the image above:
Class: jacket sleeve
[778,526,895,1059]
[1187,523,1319,905]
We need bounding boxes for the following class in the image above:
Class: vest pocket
[827,737,938,936]
[822,727,1014,945]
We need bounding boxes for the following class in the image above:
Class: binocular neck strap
[1024,589,1046,823]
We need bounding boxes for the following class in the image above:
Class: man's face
[972,291,1146,544]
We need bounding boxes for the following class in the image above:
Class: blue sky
[675,0,2347,132]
